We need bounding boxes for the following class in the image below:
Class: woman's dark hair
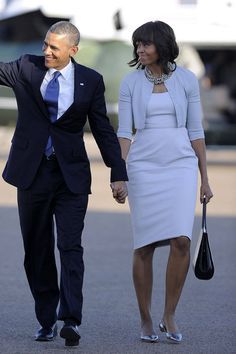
[128,21,179,73]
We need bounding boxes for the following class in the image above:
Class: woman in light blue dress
[117,21,213,343]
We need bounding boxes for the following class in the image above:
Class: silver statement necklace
[144,62,173,85]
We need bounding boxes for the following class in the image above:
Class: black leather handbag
[192,198,214,280]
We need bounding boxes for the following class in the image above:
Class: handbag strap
[202,196,207,233]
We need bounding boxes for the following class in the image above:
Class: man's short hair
[49,21,80,46]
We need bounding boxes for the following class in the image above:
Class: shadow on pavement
[0,206,235,354]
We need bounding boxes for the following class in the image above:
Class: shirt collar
[48,60,74,80]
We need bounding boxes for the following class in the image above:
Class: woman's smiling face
[136,41,159,66]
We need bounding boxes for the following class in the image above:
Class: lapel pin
[80,83,84,86]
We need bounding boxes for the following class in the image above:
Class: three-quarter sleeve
[186,73,205,141]
[117,78,133,140]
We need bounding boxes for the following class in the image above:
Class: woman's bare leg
[133,244,156,335]
[162,236,190,332]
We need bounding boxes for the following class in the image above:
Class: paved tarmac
[0,128,236,353]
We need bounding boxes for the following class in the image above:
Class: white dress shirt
[40,60,75,119]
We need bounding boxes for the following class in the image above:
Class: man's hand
[110,181,128,204]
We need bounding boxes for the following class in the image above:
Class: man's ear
[70,45,79,57]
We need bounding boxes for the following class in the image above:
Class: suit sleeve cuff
[110,159,128,182]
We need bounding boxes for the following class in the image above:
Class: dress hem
[134,234,191,250]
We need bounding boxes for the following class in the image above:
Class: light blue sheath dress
[127,92,198,249]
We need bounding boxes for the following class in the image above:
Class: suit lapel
[31,60,49,118]
[55,61,86,120]
[73,62,86,104]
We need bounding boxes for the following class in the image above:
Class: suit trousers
[17,156,88,328]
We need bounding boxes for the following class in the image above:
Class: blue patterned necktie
[44,71,61,157]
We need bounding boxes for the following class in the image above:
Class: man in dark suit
[0,21,128,347]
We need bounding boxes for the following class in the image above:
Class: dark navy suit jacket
[0,55,128,193]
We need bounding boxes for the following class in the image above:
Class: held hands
[200,181,213,204]
[110,181,128,204]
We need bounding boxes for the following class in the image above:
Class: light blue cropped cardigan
[117,66,205,141]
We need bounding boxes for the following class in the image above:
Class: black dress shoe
[35,324,57,341]
[60,323,81,347]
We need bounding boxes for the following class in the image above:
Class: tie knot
[53,71,61,80]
